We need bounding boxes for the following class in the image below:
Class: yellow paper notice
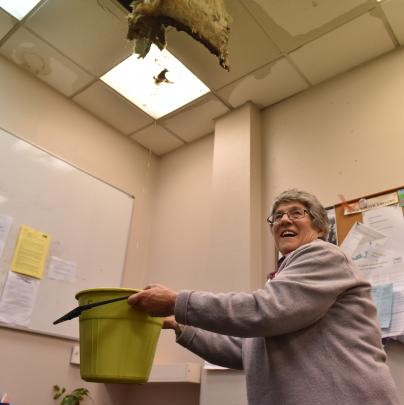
[11,225,51,279]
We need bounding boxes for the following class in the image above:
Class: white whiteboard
[0,128,134,339]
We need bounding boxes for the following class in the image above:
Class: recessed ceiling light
[101,44,210,119]
[0,0,42,20]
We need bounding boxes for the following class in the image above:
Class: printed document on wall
[340,221,387,259]
[47,256,76,283]
[363,205,404,254]
[381,286,404,338]
[371,283,393,329]
[11,225,51,279]
[0,271,40,327]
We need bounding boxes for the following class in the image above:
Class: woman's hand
[128,284,177,317]
[163,315,177,329]
[163,315,183,335]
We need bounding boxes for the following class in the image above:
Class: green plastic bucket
[75,288,163,383]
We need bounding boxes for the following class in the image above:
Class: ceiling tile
[160,94,230,142]
[217,57,309,109]
[25,0,132,76]
[0,8,17,40]
[288,12,395,85]
[242,0,374,52]
[73,81,153,135]
[130,124,184,156]
[165,0,282,91]
[381,0,404,46]
[0,27,94,96]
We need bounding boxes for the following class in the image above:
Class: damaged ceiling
[0,0,403,156]
[124,0,231,70]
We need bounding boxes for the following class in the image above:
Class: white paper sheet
[382,285,404,338]
[354,243,404,274]
[0,271,40,327]
[340,222,387,259]
[47,256,76,283]
[363,205,404,254]
[360,261,404,286]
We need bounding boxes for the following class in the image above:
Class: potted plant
[53,385,90,405]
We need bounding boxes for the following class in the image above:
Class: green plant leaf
[71,388,89,400]
[61,396,75,405]
[53,385,66,400]
[53,385,89,404]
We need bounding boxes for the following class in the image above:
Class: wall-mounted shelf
[149,363,201,383]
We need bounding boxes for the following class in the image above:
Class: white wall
[144,104,262,368]
[261,47,404,400]
[123,135,215,404]
[145,135,214,294]
[0,56,157,405]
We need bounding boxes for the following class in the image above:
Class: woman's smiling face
[273,201,323,255]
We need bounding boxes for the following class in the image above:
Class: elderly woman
[129,189,400,405]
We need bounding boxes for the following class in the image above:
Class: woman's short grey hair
[270,189,329,240]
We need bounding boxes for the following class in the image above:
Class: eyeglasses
[267,208,310,225]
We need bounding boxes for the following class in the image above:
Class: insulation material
[126,0,231,70]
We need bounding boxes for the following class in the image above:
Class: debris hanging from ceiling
[123,0,231,71]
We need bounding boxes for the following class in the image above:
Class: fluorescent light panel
[101,45,210,119]
[0,0,42,20]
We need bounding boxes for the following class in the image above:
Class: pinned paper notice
[363,205,404,254]
[343,192,398,216]
[11,225,51,279]
[47,256,76,283]
[0,271,40,327]
[340,221,387,259]
[381,287,404,338]
[371,283,393,329]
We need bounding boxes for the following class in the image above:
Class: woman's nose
[279,213,292,223]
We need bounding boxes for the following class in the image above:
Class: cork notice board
[334,187,404,246]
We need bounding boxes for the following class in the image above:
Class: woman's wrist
[173,321,183,336]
